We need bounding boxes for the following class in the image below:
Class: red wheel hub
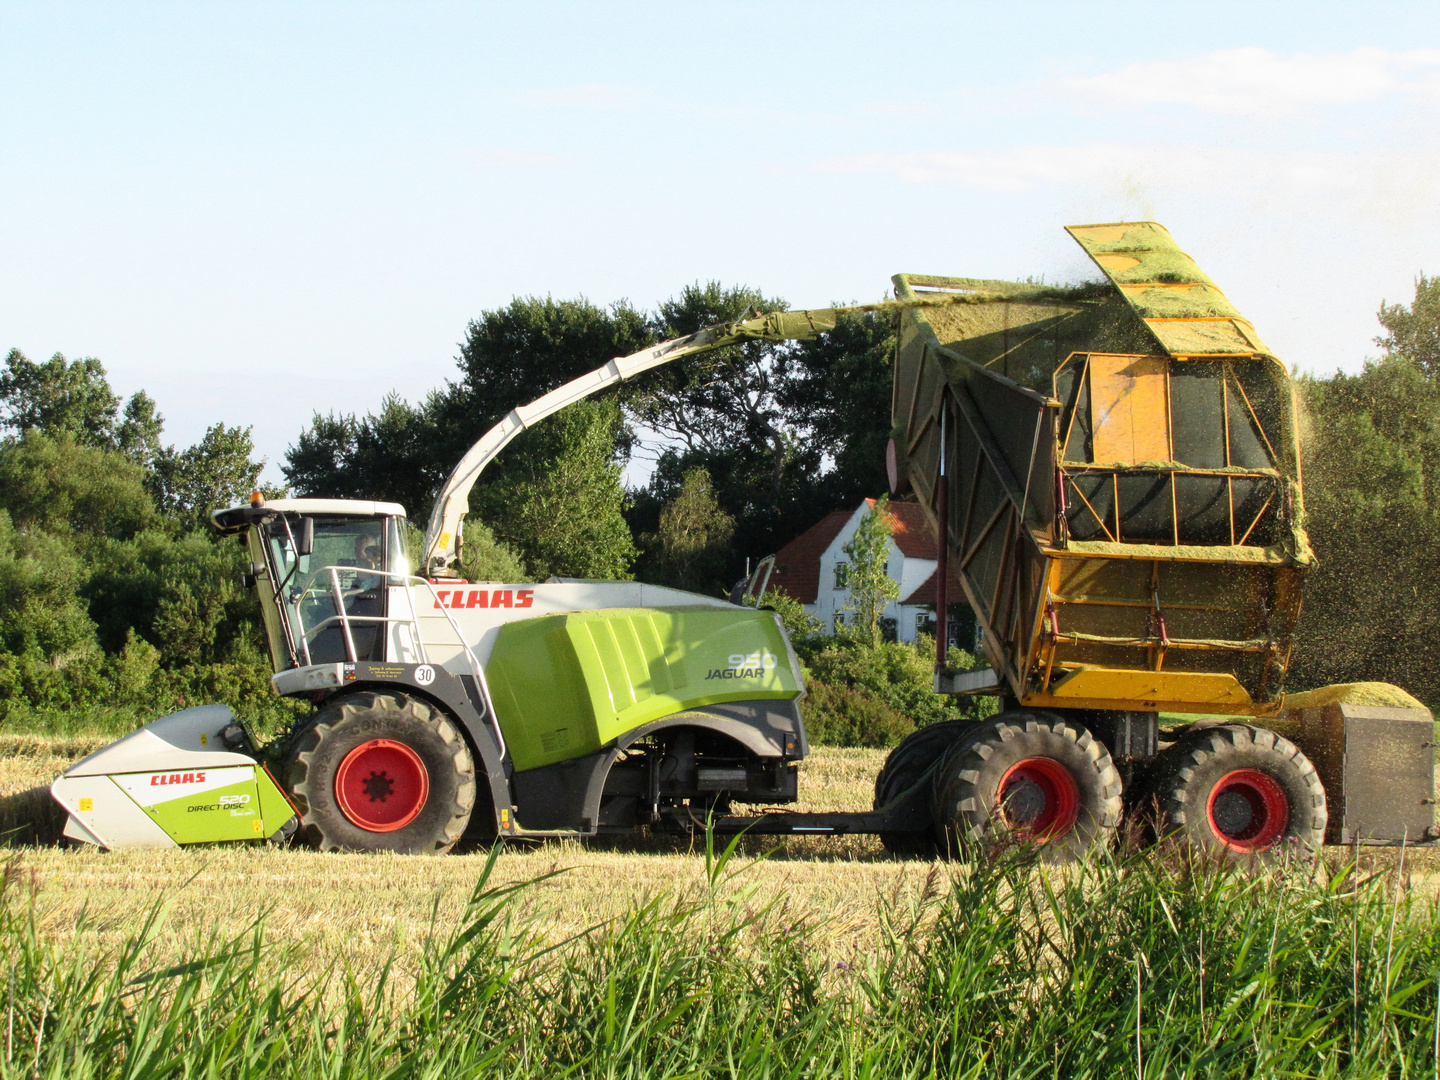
[335,739,429,833]
[997,757,1080,841]
[1206,768,1289,853]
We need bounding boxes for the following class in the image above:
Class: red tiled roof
[868,498,939,559]
[900,565,965,607]
[766,509,853,604]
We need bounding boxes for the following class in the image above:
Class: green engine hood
[484,605,803,771]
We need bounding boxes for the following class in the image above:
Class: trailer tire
[930,712,1122,862]
[284,691,476,854]
[873,720,980,856]
[1155,724,1325,858]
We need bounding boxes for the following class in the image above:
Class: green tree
[452,295,653,429]
[628,291,899,574]
[0,354,294,728]
[782,308,895,509]
[458,519,530,583]
[284,296,653,531]
[115,391,165,468]
[1291,354,1440,699]
[0,431,157,544]
[150,423,266,525]
[0,510,97,660]
[473,398,637,580]
[640,466,735,595]
[0,349,161,458]
[1290,274,1440,701]
[627,283,824,564]
[1377,273,1440,376]
[841,497,900,645]
[83,528,259,664]
[0,349,118,443]
[284,393,447,521]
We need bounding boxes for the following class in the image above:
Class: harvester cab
[219,498,415,673]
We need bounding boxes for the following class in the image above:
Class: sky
[3,2,1439,488]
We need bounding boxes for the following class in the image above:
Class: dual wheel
[1153,723,1326,856]
[874,712,1325,860]
[282,691,480,854]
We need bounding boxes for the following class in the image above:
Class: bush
[801,681,915,747]
[458,518,530,583]
[800,634,993,728]
[0,642,306,740]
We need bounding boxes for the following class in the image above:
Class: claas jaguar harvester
[51,222,1436,857]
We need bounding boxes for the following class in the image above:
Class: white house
[765,499,973,647]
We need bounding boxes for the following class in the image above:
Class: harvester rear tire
[283,691,476,854]
[873,720,980,857]
[1154,724,1325,858]
[930,712,1123,862]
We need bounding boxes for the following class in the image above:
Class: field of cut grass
[4,735,1440,1077]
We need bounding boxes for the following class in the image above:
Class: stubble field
[0,737,930,969]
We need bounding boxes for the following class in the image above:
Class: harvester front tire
[1155,724,1325,858]
[873,720,980,857]
[930,712,1122,862]
[284,692,476,854]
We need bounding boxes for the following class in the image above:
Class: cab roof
[211,498,408,533]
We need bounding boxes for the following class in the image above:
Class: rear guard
[51,704,296,850]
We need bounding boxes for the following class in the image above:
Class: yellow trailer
[878,222,1433,857]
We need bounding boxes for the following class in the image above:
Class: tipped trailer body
[890,222,1308,716]
[52,222,1435,857]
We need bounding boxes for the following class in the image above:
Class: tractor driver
[354,534,383,571]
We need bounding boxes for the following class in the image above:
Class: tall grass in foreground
[2,844,1438,1079]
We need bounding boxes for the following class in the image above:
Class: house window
[833,613,845,633]
[916,611,936,637]
[879,617,897,643]
[833,562,848,589]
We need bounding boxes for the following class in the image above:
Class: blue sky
[3,2,1439,486]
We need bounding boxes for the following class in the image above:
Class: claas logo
[433,589,535,611]
[150,771,208,786]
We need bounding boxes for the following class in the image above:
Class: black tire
[873,720,980,856]
[284,691,476,854]
[930,712,1123,862]
[1155,724,1325,858]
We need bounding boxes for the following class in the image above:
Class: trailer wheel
[930,712,1122,862]
[1155,724,1325,857]
[284,691,476,854]
[873,720,980,856]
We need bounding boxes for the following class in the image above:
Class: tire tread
[285,691,476,854]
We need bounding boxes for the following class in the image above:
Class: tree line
[1,274,1438,731]
[0,348,289,729]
